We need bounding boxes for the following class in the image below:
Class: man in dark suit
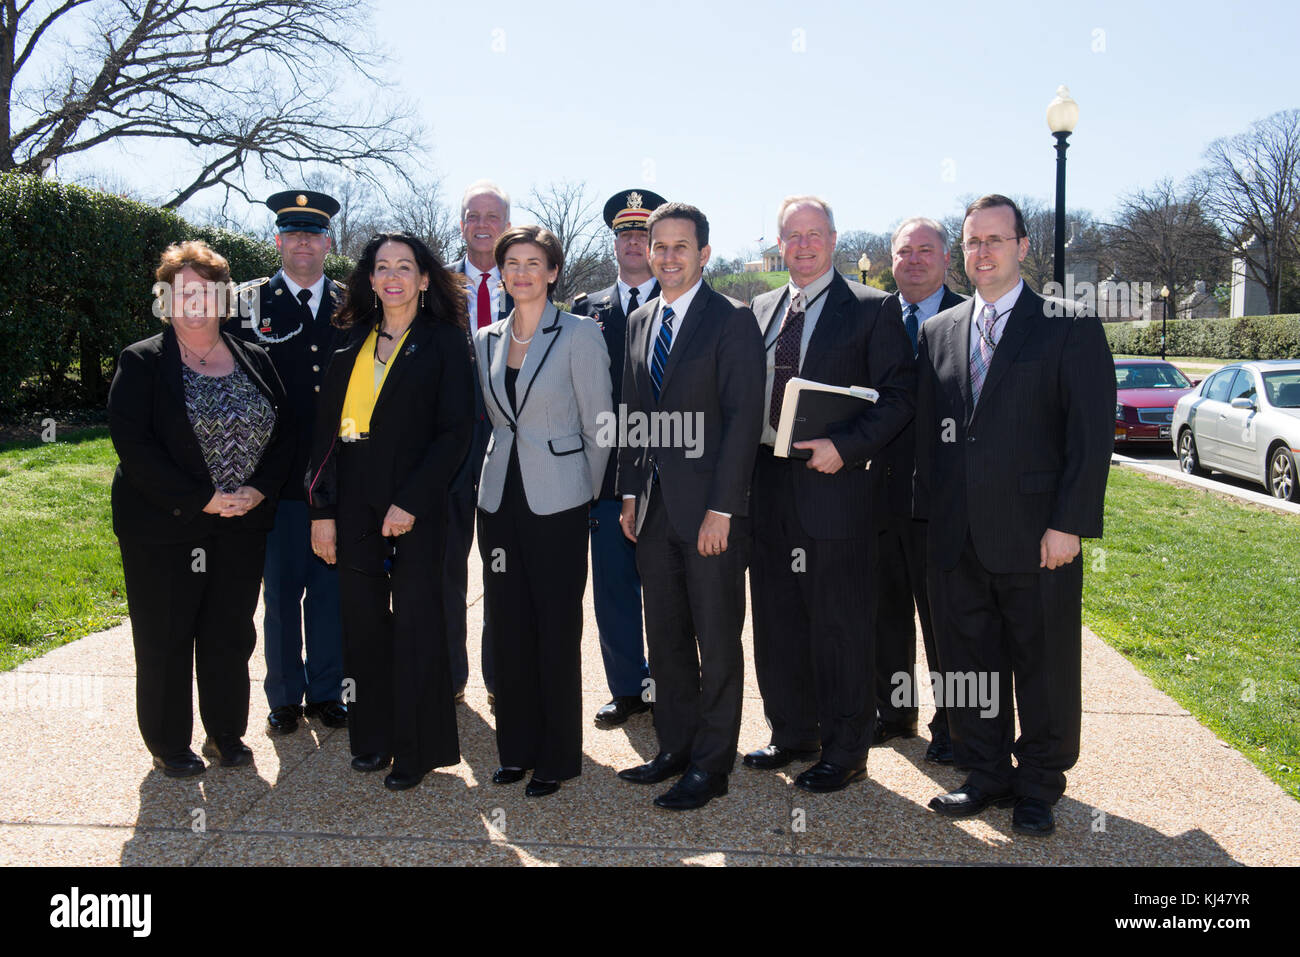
[743,196,915,792]
[914,194,1114,836]
[571,187,665,728]
[444,180,513,706]
[228,189,347,736]
[873,217,966,764]
[615,203,765,810]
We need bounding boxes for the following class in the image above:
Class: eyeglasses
[961,236,1018,253]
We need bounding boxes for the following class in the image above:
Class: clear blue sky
[59,0,1300,258]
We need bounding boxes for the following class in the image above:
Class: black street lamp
[858,254,871,285]
[1047,86,1079,290]
[1160,285,1171,360]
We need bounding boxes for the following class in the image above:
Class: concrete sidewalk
[2,539,1297,867]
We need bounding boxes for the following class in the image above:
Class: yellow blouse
[339,326,411,438]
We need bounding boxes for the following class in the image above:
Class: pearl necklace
[510,328,535,345]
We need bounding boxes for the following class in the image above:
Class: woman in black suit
[306,232,474,792]
[109,240,291,778]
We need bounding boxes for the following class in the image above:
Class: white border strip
[1111,453,1300,516]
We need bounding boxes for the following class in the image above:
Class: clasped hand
[202,486,265,518]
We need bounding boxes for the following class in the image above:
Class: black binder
[774,377,879,460]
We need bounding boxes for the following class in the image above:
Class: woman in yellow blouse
[305,232,475,791]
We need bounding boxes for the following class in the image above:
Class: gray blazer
[474,301,613,515]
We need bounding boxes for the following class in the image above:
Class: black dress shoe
[525,777,560,797]
[492,766,526,784]
[654,766,728,810]
[304,700,348,728]
[872,717,918,746]
[201,735,252,768]
[152,751,206,778]
[743,743,820,771]
[928,782,1017,818]
[266,705,302,736]
[1012,797,1056,836]
[351,753,391,773]
[594,696,651,726]
[384,768,425,791]
[924,737,955,765]
[454,688,466,704]
[794,761,867,793]
[618,751,689,784]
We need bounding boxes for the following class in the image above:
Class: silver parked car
[1172,360,1300,501]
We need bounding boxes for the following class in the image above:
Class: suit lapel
[631,299,656,408]
[514,302,562,416]
[485,320,512,425]
[971,287,1039,424]
[161,326,185,405]
[656,284,711,401]
[801,275,852,373]
[756,287,789,348]
[948,300,974,422]
[372,317,433,421]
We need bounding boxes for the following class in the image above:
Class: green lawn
[0,429,127,670]
[1084,466,1300,800]
[1,434,1296,802]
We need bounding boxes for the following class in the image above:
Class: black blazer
[305,315,475,524]
[108,327,291,544]
[751,273,917,539]
[617,282,765,540]
[913,286,1115,574]
[876,285,967,518]
[450,257,515,492]
[572,279,660,500]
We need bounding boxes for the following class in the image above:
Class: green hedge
[1104,314,1300,360]
[0,173,352,412]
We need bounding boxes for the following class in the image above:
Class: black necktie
[627,286,640,314]
[904,302,920,354]
[297,288,313,318]
[768,291,806,429]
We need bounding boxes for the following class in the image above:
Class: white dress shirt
[281,272,326,317]
[464,259,504,321]
[969,279,1024,364]
[618,276,657,315]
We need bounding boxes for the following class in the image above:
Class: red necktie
[476,272,491,329]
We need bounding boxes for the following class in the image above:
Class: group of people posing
[107,181,1114,837]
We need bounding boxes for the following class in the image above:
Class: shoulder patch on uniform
[573,292,588,304]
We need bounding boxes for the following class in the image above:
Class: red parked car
[1114,358,1198,445]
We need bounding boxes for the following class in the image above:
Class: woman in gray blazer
[474,225,613,797]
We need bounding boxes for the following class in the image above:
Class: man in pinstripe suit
[914,194,1114,835]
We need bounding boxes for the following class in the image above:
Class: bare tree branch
[2,0,424,207]
[521,179,613,304]
[1197,109,1300,313]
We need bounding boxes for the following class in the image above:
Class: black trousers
[749,450,876,768]
[636,487,749,775]
[476,449,588,781]
[119,530,265,758]
[336,443,459,776]
[874,512,948,741]
[444,463,495,695]
[928,533,1083,803]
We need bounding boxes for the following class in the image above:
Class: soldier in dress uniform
[571,187,665,727]
[227,189,349,735]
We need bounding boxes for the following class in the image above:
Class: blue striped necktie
[650,304,675,402]
[904,302,920,353]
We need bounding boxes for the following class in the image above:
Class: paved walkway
[3,523,1297,867]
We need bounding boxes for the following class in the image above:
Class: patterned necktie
[970,303,999,407]
[904,302,920,354]
[627,286,640,314]
[297,288,313,318]
[768,290,806,429]
[476,272,491,329]
[650,305,675,402]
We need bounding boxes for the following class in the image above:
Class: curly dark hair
[334,232,467,330]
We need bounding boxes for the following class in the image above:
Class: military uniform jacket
[572,280,659,499]
[226,270,344,500]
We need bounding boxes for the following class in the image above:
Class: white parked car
[1172,360,1300,501]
